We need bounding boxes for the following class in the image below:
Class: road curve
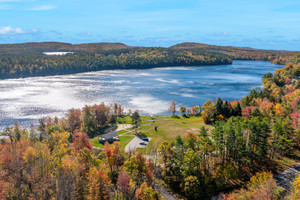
[155,184,179,200]
[274,163,300,190]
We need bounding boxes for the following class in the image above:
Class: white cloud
[28,5,55,11]
[0,26,38,35]
[0,26,25,34]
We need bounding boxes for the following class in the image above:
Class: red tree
[242,106,255,119]
[117,171,130,197]
[72,131,92,151]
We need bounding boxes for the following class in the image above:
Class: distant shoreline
[0,59,284,81]
[0,61,233,80]
[2,41,295,80]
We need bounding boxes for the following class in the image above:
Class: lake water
[0,60,282,130]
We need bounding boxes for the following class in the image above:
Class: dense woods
[0,130,159,199]
[0,44,232,78]
[0,41,298,79]
[0,53,299,199]
[160,63,299,199]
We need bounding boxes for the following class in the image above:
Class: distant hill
[169,42,298,63]
[169,42,288,52]
[0,41,298,79]
[170,42,213,49]
[0,42,128,54]
[0,41,292,55]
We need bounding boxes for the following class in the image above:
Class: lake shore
[0,60,283,130]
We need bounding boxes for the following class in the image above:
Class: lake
[0,60,282,130]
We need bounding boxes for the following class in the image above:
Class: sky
[0,0,299,50]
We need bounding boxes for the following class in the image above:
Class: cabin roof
[101,132,118,140]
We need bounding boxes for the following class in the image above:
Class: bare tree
[168,101,177,116]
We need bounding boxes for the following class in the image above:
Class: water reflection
[0,60,282,129]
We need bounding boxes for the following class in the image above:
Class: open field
[91,115,212,151]
[91,135,135,149]
[137,116,212,150]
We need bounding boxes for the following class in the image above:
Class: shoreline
[0,60,285,130]
[0,59,284,81]
[0,62,233,80]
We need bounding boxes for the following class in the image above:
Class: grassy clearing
[116,115,151,124]
[91,115,211,151]
[138,116,211,149]
[117,116,132,124]
[91,135,135,149]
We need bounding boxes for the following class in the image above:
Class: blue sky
[0,0,299,50]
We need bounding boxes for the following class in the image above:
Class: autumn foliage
[0,130,158,200]
[0,62,298,199]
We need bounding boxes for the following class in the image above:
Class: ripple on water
[0,60,282,129]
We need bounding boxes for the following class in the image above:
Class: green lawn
[91,115,212,151]
[137,116,212,149]
[117,130,128,135]
[119,135,135,149]
[91,137,104,148]
[91,135,134,149]
[117,116,132,124]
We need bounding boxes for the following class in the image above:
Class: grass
[91,135,134,149]
[116,115,151,124]
[137,115,211,149]
[136,147,146,153]
[91,115,211,151]
[119,135,135,149]
[117,130,128,135]
[117,116,132,124]
[91,137,104,148]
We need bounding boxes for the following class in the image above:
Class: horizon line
[0,41,296,52]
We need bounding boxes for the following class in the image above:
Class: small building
[98,132,119,144]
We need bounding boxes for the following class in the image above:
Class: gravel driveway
[125,136,151,152]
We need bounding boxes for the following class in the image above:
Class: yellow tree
[87,167,110,200]
[287,173,300,199]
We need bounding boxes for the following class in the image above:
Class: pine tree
[216,97,223,115]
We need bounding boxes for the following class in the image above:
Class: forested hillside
[171,42,300,65]
[171,42,279,61]
[0,46,232,78]
[0,42,128,54]
[0,42,298,79]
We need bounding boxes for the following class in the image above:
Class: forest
[160,63,300,199]
[0,59,299,199]
[0,47,232,78]
[0,42,299,79]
